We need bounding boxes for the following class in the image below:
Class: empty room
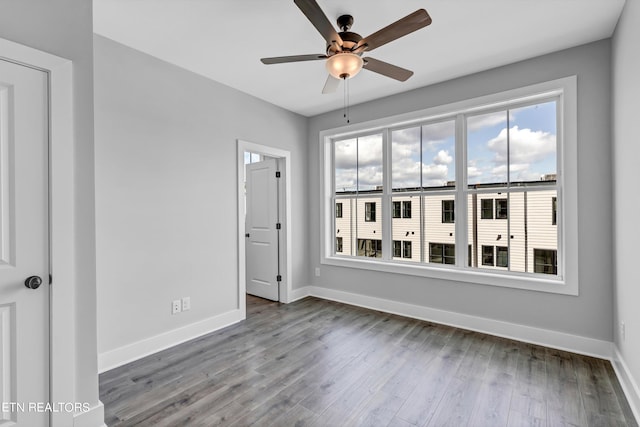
[0,0,639,426]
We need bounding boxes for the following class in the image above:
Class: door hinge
[49,274,52,285]
[276,223,281,230]
[275,171,281,178]
[276,275,282,282]
[245,233,250,238]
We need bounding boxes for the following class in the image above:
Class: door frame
[0,38,87,426]
[237,140,292,311]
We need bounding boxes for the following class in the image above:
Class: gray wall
[94,35,308,355]
[307,40,613,341]
[0,0,99,411]
[613,0,640,393]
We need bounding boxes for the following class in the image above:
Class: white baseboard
[293,286,612,359]
[72,401,105,427]
[98,309,244,373]
[289,286,313,302]
[612,347,640,424]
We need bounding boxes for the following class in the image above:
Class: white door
[0,59,50,426]
[246,159,280,301]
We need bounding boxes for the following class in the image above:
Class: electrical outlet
[182,297,191,311]
[315,267,320,277]
[621,321,626,342]
[172,299,181,315]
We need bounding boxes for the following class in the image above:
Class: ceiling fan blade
[294,0,344,46]
[261,54,327,64]
[322,75,341,94]
[358,9,432,52]
[363,57,414,81]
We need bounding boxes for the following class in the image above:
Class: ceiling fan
[260,0,432,94]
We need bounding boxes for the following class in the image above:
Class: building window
[552,196,557,225]
[495,199,508,219]
[358,239,382,258]
[481,199,493,219]
[534,249,557,275]
[393,240,401,258]
[402,201,412,218]
[365,202,376,222]
[392,201,401,218]
[482,245,494,266]
[335,202,343,218]
[403,241,412,259]
[429,243,455,265]
[496,246,509,268]
[336,237,343,253]
[442,200,455,223]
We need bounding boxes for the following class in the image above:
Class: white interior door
[246,159,280,301]
[0,59,50,426]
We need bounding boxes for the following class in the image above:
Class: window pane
[335,138,357,193]
[392,126,421,190]
[335,198,353,255]
[424,194,455,265]
[336,237,343,253]
[468,192,509,270]
[335,202,343,218]
[509,101,557,184]
[496,198,508,219]
[442,200,455,223]
[392,196,420,263]
[482,245,494,266]
[403,241,412,258]
[467,111,509,186]
[526,190,558,274]
[496,246,509,267]
[392,201,401,218]
[534,249,557,274]
[356,197,382,258]
[422,120,456,188]
[393,240,402,258]
[358,134,383,192]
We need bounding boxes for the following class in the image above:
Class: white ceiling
[93,0,625,117]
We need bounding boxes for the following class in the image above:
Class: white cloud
[487,126,556,164]
[433,150,453,165]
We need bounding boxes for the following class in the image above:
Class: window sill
[322,255,576,296]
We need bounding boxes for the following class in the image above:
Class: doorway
[237,141,292,310]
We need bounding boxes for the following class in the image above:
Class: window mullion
[454,113,467,268]
[381,128,392,261]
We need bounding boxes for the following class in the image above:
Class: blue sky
[334,100,557,192]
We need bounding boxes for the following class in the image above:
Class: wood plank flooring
[100,295,638,427]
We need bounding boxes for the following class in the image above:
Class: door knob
[24,276,42,290]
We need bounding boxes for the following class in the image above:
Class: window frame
[320,76,578,296]
[393,240,402,258]
[392,201,401,219]
[482,245,495,266]
[441,200,455,223]
[481,199,493,219]
[403,241,412,259]
[402,201,412,219]
[365,202,376,222]
[495,198,508,220]
[335,202,343,218]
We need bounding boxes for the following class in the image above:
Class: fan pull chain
[343,76,350,124]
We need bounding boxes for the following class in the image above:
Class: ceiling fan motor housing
[327,30,363,55]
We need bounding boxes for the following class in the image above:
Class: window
[358,239,382,258]
[392,201,401,218]
[323,77,576,293]
[335,202,343,218]
[534,249,557,275]
[365,202,376,222]
[481,199,493,219]
[482,245,494,266]
[403,241,412,259]
[336,237,343,253]
[496,246,509,268]
[429,243,455,265]
[393,240,401,257]
[402,201,412,218]
[442,200,455,223]
[495,199,508,219]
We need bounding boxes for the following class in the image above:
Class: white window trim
[319,76,578,296]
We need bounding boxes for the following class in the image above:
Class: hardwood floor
[100,295,638,427]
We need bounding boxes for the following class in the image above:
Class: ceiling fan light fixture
[326,52,363,80]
